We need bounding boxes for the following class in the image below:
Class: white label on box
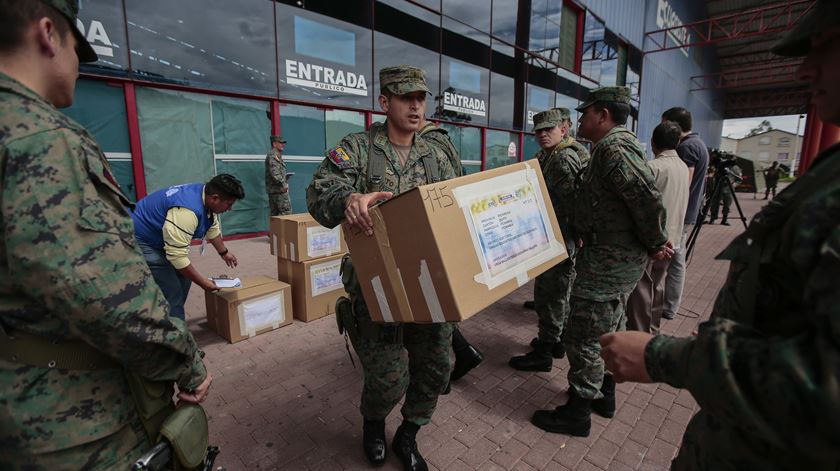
[452,166,565,289]
[309,259,343,297]
[289,242,296,261]
[307,225,341,258]
[238,292,285,334]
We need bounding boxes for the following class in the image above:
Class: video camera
[709,149,738,171]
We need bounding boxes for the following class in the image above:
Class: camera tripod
[685,168,748,260]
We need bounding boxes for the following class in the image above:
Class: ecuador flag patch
[328,146,353,170]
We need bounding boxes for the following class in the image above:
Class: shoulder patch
[327,146,353,170]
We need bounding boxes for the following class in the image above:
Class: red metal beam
[123,82,147,200]
[645,0,815,54]
[691,60,804,90]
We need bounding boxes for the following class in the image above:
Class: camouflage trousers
[709,189,733,220]
[2,417,149,470]
[268,192,292,216]
[534,258,575,343]
[564,295,628,400]
[345,298,454,426]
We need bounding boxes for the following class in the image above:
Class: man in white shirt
[625,122,689,334]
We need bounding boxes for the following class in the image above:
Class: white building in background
[724,129,802,175]
[719,136,738,153]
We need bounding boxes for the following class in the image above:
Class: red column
[271,101,281,135]
[480,127,487,171]
[818,122,840,153]
[799,107,813,165]
[123,83,147,199]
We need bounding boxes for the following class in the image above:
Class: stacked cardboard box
[343,160,568,323]
[271,213,347,322]
[205,275,293,343]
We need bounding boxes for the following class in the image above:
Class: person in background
[660,107,709,320]
[266,134,292,216]
[131,174,244,320]
[601,3,840,468]
[625,121,689,334]
[762,160,782,199]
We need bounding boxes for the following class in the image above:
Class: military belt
[0,327,119,370]
[581,231,639,247]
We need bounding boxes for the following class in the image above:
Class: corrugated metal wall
[579,0,724,155]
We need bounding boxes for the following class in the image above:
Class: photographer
[707,154,742,226]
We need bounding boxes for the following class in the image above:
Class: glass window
[526,83,554,128]
[280,104,326,157]
[529,0,561,61]
[126,0,277,96]
[555,93,579,133]
[374,0,441,101]
[759,151,770,161]
[599,32,627,87]
[439,18,491,126]
[491,0,518,45]
[442,0,491,34]
[211,97,272,156]
[135,88,215,194]
[77,0,129,75]
[62,79,135,200]
[626,48,642,106]
[741,152,751,159]
[326,110,366,149]
[759,136,771,145]
[558,3,578,72]
[581,12,605,83]
[413,0,441,11]
[440,124,481,171]
[777,152,789,161]
[485,130,518,169]
[523,133,541,161]
[778,137,791,147]
[277,3,373,108]
[489,40,518,130]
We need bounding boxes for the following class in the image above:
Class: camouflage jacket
[645,144,840,470]
[0,72,207,455]
[535,137,589,237]
[419,122,463,177]
[306,120,456,229]
[265,148,288,194]
[571,126,667,301]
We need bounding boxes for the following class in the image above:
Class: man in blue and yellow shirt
[132,174,244,320]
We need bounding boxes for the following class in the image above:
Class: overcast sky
[721,114,807,139]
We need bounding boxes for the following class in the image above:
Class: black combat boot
[529,337,566,358]
[450,329,483,382]
[591,374,616,418]
[523,300,536,310]
[721,217,730,226]
[509,340,554,371]
[363,419,387,467]
[393,421,427,471]
[531,392,592,436]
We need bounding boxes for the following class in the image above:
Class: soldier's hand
[345,191,393,236]
[221,252,238,268]
[177,373,213,404]
[600,332,654,383]
[648,241,674,260]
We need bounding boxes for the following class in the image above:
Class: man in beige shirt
[132,174,244,320]
[625,121,689,334]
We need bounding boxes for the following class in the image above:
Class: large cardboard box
[269,213,347,262]
[206,276,293,343]
[277,253,347,322]
[343,160,568,323]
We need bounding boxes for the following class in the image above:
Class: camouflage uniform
[708,165,741,222]
[0,69,207,470]
[419,121,463,177]
[307,69,457,426]
[644,5,840,468]
[531,109,589,344]
[266,135,292,216]
[568,89,667,400]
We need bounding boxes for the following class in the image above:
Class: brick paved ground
[184,194,767,470]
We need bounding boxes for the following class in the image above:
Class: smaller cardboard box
[343,160,568,323]
[206,277,293,343]
[269,213,347,262]
[277,253,347,322]
[205,275,276,331]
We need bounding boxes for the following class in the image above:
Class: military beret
[533,108,571,132]
[772,0,840,56]
[576,86,631,112]
[40,0,98,62]
[379,65,430,96]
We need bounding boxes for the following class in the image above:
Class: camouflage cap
[772,0,840,57]
[575,86,631,112]
[41,0,98,63]
[533,108,571,132]
[270,135,287,143]
[379,65,430,96]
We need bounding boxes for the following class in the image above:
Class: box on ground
[269,213,347,262]
[343,160,568,323]
[205,276,293,343]
[277,253,347,322]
